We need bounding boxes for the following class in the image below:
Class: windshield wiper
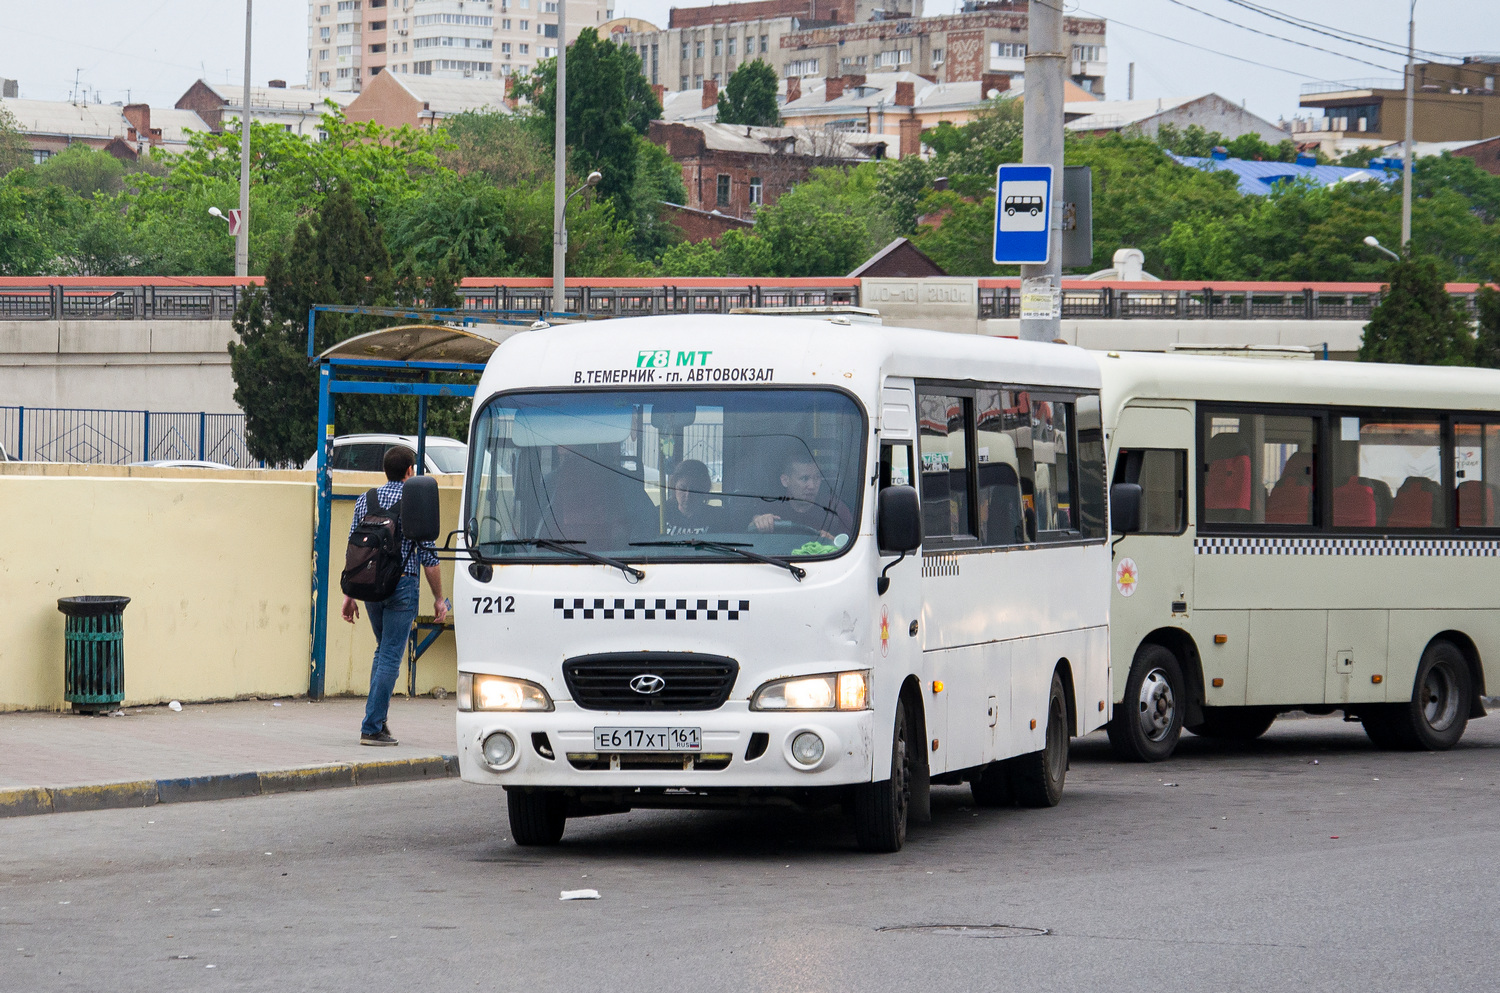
[484,539,644,583]
[629,539,805,582]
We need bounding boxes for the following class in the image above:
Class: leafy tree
[875,153,936,237]
[658,228,774,276]
[385,172,512,277]
[754,164,887,276]
[33,144,128,196]
[1475,280,1500,370]
[0,105,29,175]
[628,135,688,261]
[228,190,467,465]
[514,28,662,223]
[0,172,75,274]
[1338,145,1385,167]
[716,60,781,127]
[1359,255,1475,366]
[441,109,552,187]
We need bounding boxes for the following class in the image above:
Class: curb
[0,754,460,819]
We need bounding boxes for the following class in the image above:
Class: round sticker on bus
[1115,558,1139,597]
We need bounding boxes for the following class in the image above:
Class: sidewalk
[0,696,461,817]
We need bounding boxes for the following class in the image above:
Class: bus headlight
[751,670,869,711]
[458,672,554,712]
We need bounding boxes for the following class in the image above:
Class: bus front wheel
[1363,641,1472,751]
[853,702,911,852]
[507,788,567,846]
[1108,644,1186,762]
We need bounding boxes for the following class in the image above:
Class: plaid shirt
[350,480,439,577]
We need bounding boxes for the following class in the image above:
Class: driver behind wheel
[749,454,854,543]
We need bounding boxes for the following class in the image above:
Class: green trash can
[57,596,131,714]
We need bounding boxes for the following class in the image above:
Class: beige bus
[1100,351,1500,760]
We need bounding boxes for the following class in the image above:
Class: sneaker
[360,729,398,746]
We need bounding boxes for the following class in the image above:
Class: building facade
[174,80,355,136]
[307,0,613,92]
[1297,59,1500,144]
[0,98,210,163]
[607,0,1104,96]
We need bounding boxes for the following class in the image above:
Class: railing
[0,407,260,467]
[977,286,1480,321]
[0,279,1485,323]
[0,285,244,321]
[1300,78,1403,95]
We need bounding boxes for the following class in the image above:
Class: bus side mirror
[1110,482,1143,535]
[878,485,922,554]
[402,475,442,542]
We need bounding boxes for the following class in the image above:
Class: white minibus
[407,316,1112,850]
[1100,351,1500,760]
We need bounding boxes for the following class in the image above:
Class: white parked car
[318,434,469,475]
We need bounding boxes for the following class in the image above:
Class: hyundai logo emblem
[629,673,666,695]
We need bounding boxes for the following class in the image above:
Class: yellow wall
[0,464,462,711]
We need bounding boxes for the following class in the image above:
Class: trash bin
[57,596,131,714]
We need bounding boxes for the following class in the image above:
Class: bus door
[1111,406,1213,692]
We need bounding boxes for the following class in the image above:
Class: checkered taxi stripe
[554,597,750,620]
[1195,536,1500,557]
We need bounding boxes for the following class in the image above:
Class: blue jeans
[362,575,419,736]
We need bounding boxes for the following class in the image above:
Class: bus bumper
[455,704,876,789]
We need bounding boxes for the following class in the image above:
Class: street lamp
[1364,235,1401,262]
[550,170,602,318]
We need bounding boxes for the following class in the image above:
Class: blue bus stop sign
[992,164,1053,265]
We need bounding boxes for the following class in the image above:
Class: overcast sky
[2,0,1492,124]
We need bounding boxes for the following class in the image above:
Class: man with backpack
[340,446,449,746]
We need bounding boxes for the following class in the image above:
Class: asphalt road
[3,713,1498,993]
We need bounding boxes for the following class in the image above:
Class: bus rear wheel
[1011,670,1069,808]
[1187,706,1277,741]
[1364,641,1472,751]
[1108,644,1185,762]
[507,788,567,846]
[853,701,911,852]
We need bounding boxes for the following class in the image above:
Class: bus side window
[1332,414,1445,530]
[1455,422,1500,528]
[1202,411,1316,527]
[975,389,1025,546]
[880,442,913,489]
[1113,449,1186,534]
[1031,398,1074,534]
[917,392,974,540]
[1075,395,1108,539]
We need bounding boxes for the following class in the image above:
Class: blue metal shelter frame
[308,303,529,699]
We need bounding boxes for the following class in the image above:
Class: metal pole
[236,0,253,277]
[416,394,428,476]
[1400,0,1415,249]
[1128,62,1134,101]
[550,0,568,317]
[1019,0,1065,343]
[310,362,333,700]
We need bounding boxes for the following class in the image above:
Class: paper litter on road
[560,889,600,901]
[168,701,183,712]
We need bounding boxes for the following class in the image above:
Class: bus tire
[853,701,911,852]
[1107,644,1186,762]
[1360,708,1405,750]
[1011,671,1069,808]
[507,788,567,846]
[1187,707,1277,741]
[970,760,1013,807]
[1401,641,1473,751]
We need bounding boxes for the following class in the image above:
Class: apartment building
[307,0,613,92]
[1297,58,1500,144]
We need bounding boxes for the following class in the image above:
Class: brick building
[344,71,513,129]
[174,79,354,137]
[0,97,209,164]
[648,114,877,221]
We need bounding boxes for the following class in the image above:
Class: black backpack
[340,488,410,601]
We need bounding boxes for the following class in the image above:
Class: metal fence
[977,286,1478,321]
[458,284,860,318]
[0,286,244,321]
[0,407,259,467]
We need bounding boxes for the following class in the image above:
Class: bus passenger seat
[1388,477,1439,529]
[1332,476,1377,527]
[1359,477,1394,526]
[1264,452,1313,524]
[1204,434,1251,517]
[1458,479,1497,527]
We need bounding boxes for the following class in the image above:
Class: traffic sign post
[993,164,1054,266]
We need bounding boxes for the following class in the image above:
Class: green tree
[752,164,887,276]
[515,28,662,223]
[629,135,688,260]
[228,190,466,465]
[874,153,936,237]
[1359,255,1475,366]
[1475,280,1500,369]
[658,228,774,276]
[716,60,781,127]
[385,172,512,277]
[0,105,29,175]
[0,172,75,274]
[32,144,128,196]
[441,109,552,187]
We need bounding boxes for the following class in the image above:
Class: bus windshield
[466,388,866,563]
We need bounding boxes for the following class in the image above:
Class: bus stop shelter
[307,304,536,699]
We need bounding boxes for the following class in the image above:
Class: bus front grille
[562,652,739,711]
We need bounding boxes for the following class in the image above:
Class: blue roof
[1170,154,1398,196]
